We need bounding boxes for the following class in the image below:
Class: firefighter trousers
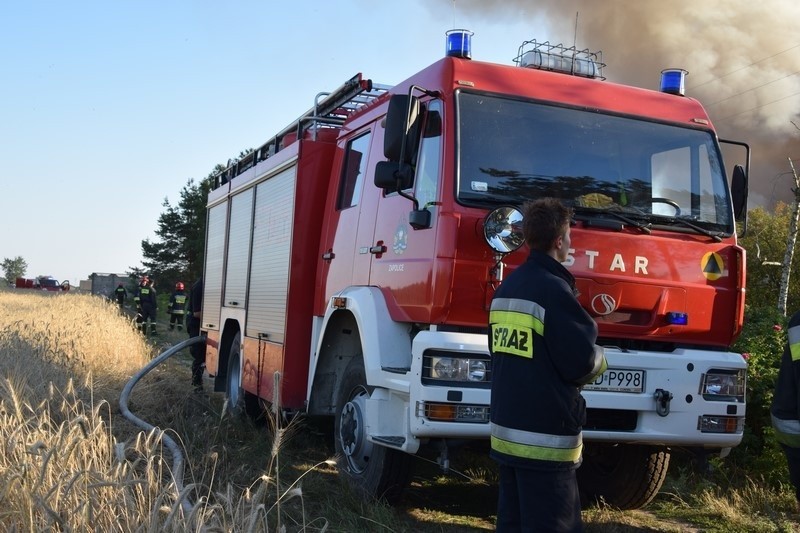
[496,463,582,532]
[187,318,206,388]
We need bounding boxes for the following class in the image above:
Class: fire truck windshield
[456,92,734,234]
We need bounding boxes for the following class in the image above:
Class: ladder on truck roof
[214,73,389,189]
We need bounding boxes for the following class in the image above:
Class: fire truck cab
[200,36,749,509]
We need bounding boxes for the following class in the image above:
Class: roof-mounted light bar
[514,39,605,80]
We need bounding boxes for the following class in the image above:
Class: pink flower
[774,324,783,331]
[741,353,751,360]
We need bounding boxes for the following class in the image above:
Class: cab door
[368,100,444,323]
[318,125,381,305]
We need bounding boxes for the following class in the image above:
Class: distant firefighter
[168,281,187,331]
[136,276,158,336]
[114,283,127,309]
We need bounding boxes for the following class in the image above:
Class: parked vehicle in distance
[15,276,70,292]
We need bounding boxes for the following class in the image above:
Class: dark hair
[522,198,572,251]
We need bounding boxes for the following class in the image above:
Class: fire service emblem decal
[591,293,618,316]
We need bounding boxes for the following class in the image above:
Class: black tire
[225,333,261,419]
[577,443,670,510]
[334,356,413,502]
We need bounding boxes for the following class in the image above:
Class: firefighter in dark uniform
[168,282,187,331]
[187,277,206,391]
[136,277,158,336]
[114,283,127,310]
[771,310,800,512]
[134,277,146,328]
[489,198,607,531]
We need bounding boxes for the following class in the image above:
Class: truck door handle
[369,242,387,256]
[322,249,335,261]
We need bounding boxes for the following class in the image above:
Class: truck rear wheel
[577,443,670,510]
[335,356,412,502]
[225,333,260,419]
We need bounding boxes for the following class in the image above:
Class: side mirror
[374,161,414,191]
[731,164,748,237]
[383,94,421,163]
[731,164,747,221]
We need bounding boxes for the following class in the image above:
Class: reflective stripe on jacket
[489,250,606,469]
[170,293,187,314]
[772,314,800,448]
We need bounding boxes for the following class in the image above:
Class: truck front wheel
[334,356,412,502]
[577,443,670,510]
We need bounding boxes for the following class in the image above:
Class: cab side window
[337,132,372,209]
[413,101,443,208]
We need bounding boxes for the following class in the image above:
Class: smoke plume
[441,0,800,207]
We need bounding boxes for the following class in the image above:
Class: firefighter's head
[522,198,572,261]
[176,282,184,291]
[140,276,149,286]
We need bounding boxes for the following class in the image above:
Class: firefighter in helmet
[168,281,187,331]
[136,276,158,336]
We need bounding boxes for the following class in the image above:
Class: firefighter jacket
[772,311,800,448]
[115,285,127,301]
[489,250,607,471]
[169,291,187,315]
[137,285,157,309]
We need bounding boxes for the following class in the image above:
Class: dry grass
[4,289,800,531]
[0,290,336,531]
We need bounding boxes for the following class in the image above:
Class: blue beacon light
[446,29,473,59]
[660,68,688,96]
[666,312,689,326]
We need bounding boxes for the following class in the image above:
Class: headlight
[701,369,746,402]
[484,206,524,253]
[423,353,491,385]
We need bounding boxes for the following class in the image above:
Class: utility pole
[778,157,800,316]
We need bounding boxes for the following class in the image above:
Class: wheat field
[0,290,332,532]
[5,289,800,532]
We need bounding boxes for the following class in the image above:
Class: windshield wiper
[652,216,724,242]
[573,206,652,234]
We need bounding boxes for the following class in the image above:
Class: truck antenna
[573,11,579,49]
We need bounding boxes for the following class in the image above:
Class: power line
[706,70,800,107]
[714,90,800,123]
[689,43,800,90]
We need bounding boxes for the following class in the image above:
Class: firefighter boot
[191,361,204,392]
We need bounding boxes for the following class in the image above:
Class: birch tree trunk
[778,157,799,316]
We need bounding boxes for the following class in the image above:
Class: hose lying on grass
[119,336,205,514]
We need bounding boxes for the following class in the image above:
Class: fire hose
[119,336,205,514]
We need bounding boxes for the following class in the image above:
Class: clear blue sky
[0,1,547,284]
[2,1,797,285]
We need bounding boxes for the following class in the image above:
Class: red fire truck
[199,36,749,509]
[15,276,70,292]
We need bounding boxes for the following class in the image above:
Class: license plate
[584,368,645,393]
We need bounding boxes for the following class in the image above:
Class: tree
[777,158,800,316]
[739,203,800,311]
[1,256,28,283]
[138,170,217,288]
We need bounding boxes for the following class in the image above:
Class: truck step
[382,366,410,374]
[372,436,406,448]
